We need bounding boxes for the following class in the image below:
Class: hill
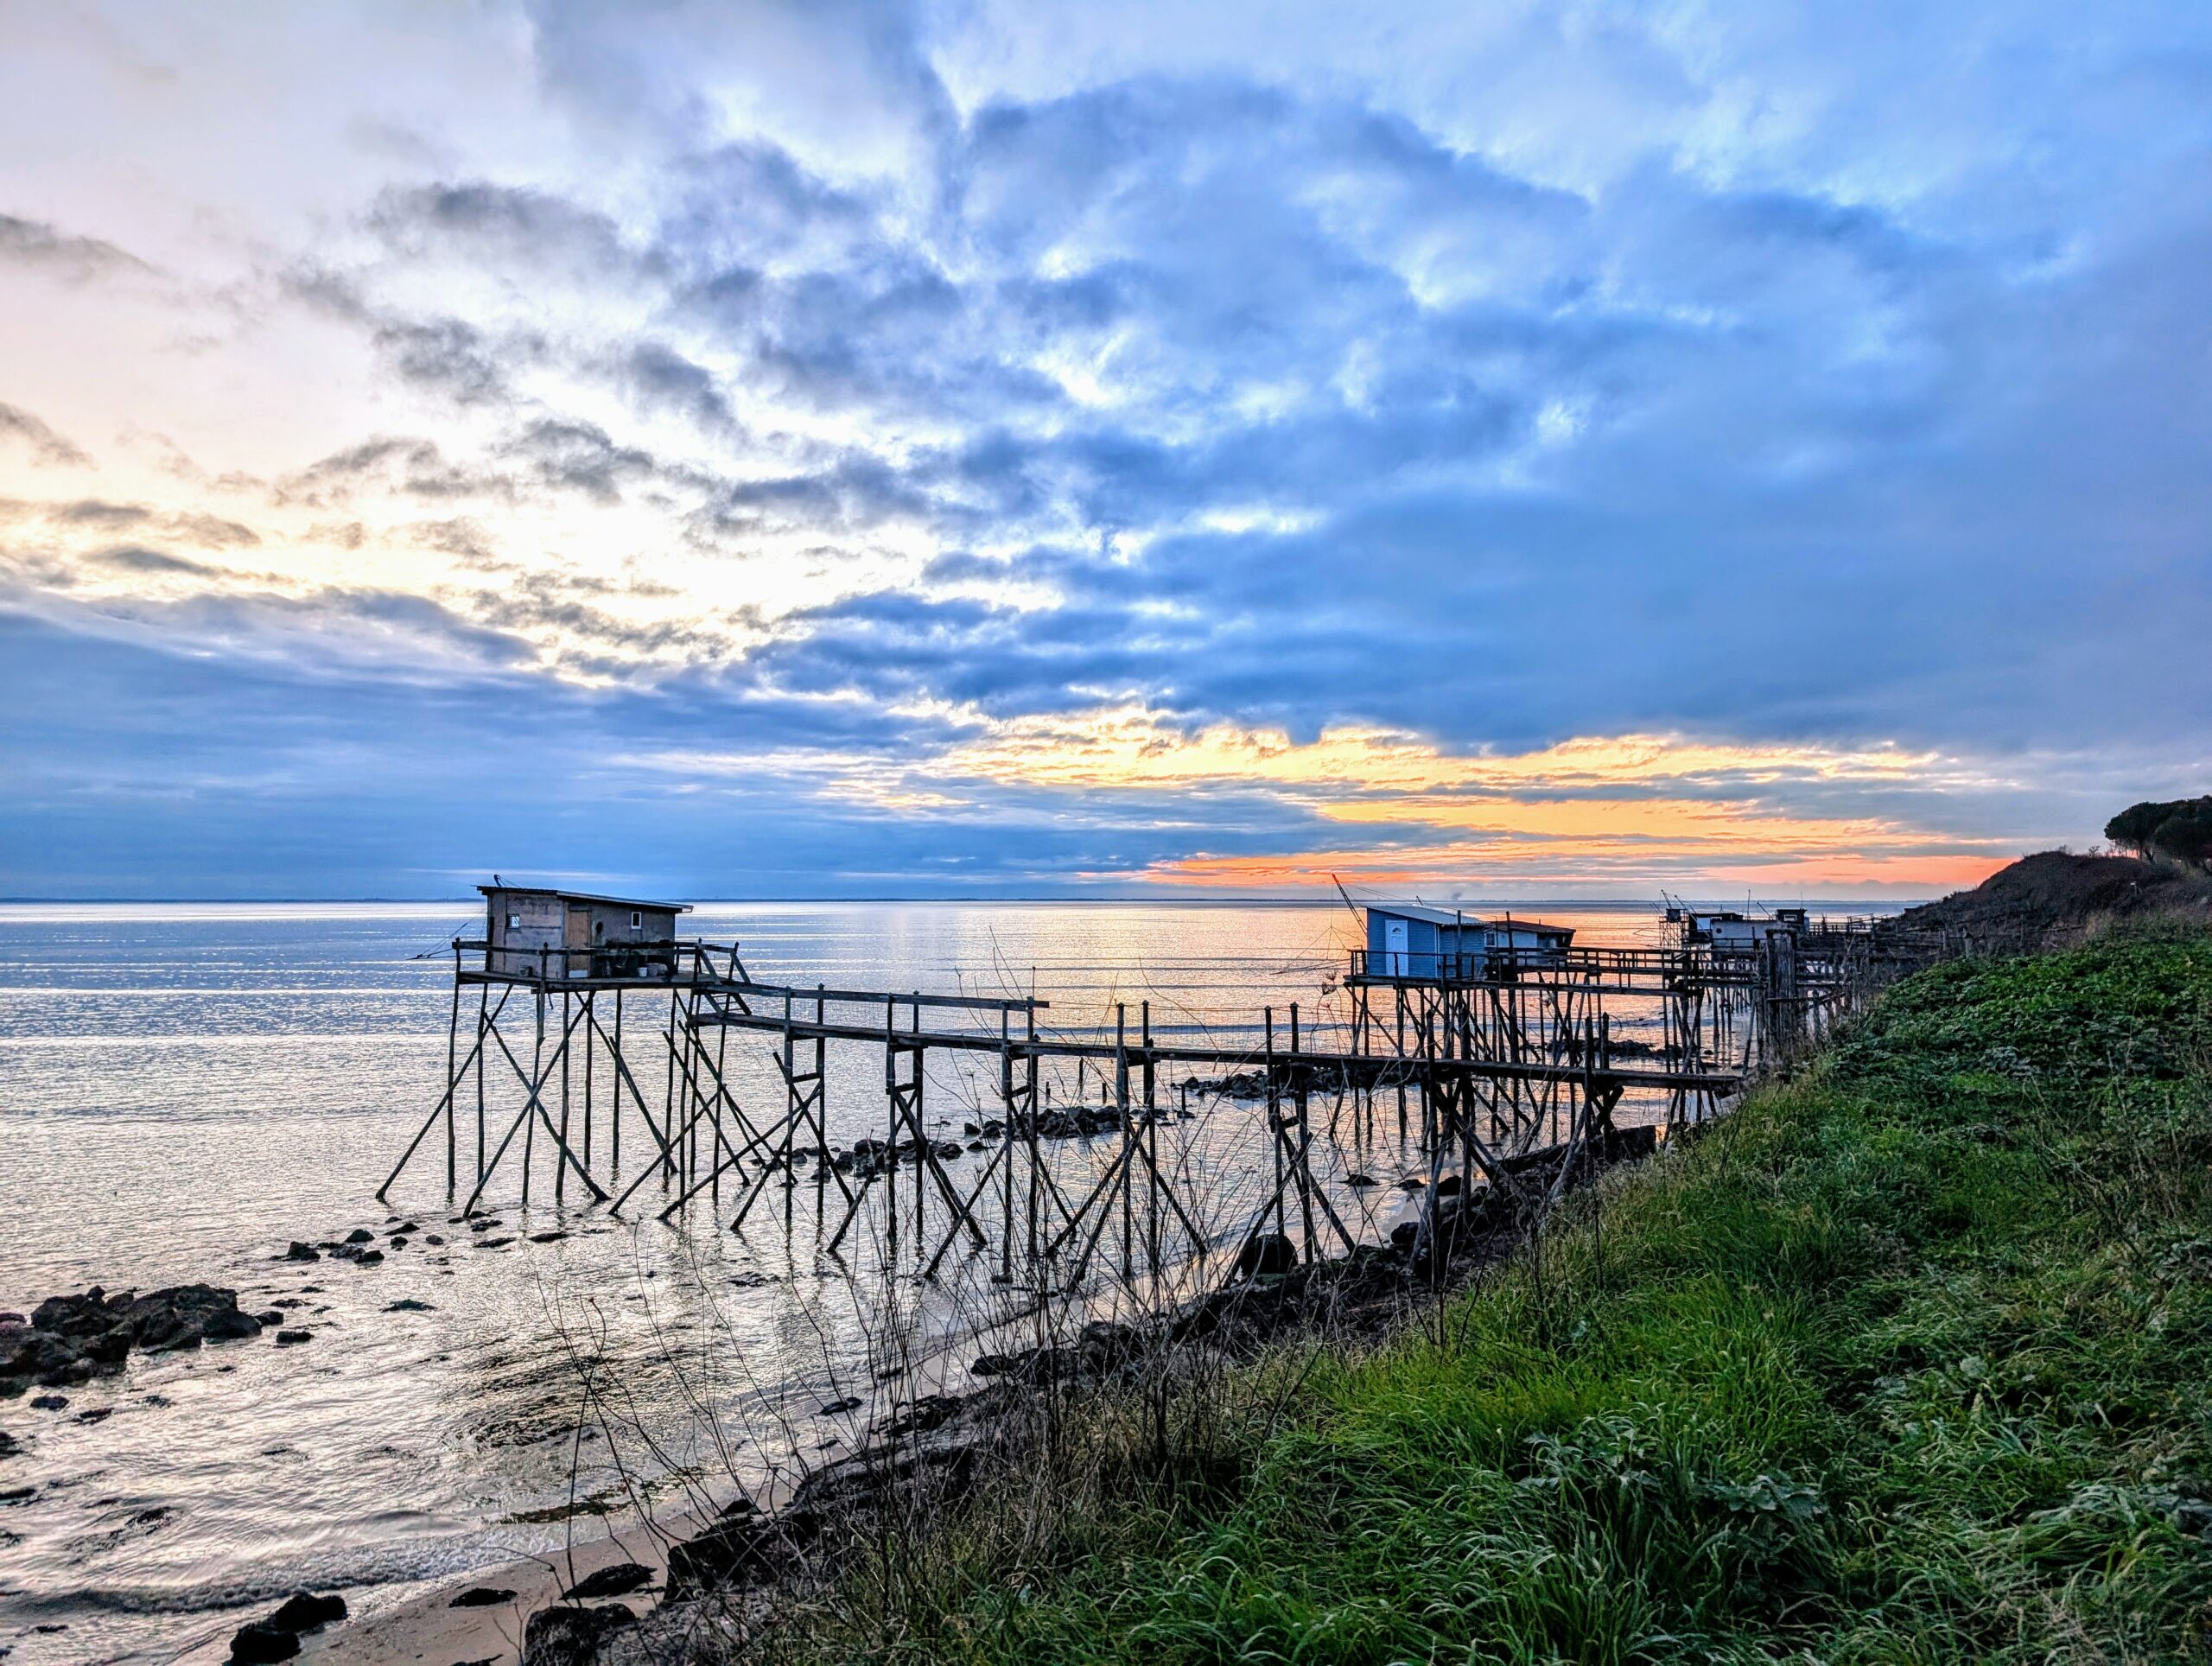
[1896,848,2212,948]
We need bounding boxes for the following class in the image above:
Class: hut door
[1384,917,1408,976]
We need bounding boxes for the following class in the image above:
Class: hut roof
[478,883,692,913]
[1367,903,1572,934]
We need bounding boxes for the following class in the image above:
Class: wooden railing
[454,935,688,982]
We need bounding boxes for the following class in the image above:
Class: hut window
[506,913,520,929]
[631,911,641,929]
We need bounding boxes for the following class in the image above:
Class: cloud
[286,269,541,408]
[521,0,957,168]
[467,566,753,668]
[90,543,223,578]
[3,3,2209,895]
[276,436,515,506]
[0,403,92,468]
[498,416,660,504]
[612,341,741,434]
[370,180,649,278]
[404,517,503,567]
[374,314,526,406]
[169,512,261,550]
[54,499,261,549]
[0,212,155,283]
[54,499,148,531]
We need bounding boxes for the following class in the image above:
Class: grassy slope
[777,933,2212,1664]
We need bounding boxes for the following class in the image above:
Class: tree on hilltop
[2151,804,2212,866]
[2106,796,2212,865]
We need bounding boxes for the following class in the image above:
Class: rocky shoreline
[8,1125,1667,1665]
[1,1283,270,1398]
[0,1206,531,1660]
[0,1207,461,1404]
[404,1122,1672,1664]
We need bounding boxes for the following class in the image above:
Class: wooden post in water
[660,989,678,1188]
[1024,1002,1042,1269]
[911,995,925,1250]
[1395,993,1408,1144]
[1142,1001,1160,1279]
[999,1008,1016,1284]
[442,951,461,1192]
[711,1010,731,1205]
[884,994,899,1261]
[1291,1002,1316,1262]
[556,988,571,1203]
[1116,1004,1132,1277]
[474,982,488,1186]
[1265,1008,1283,1241]
[522,976,542,1206]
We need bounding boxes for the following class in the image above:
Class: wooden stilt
[556,989,571,1203]
[443,951,461,1192]
[522,986,541,1206]
[475,982,489,1185]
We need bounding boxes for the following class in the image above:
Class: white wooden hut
[479,883,690,979]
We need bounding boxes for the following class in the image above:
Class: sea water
[0,900,1682,1663]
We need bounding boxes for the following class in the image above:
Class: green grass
[763,931,2212,1664]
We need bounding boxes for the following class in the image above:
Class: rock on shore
[522,1602,637,1665]
[1,1285,264,1396]
[227,1589,347,1663]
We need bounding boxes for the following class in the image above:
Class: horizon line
[0,892,1931,907]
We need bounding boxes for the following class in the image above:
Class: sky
[1,1,2208,902]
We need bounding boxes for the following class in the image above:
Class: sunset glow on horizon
[1130,848,2013,897]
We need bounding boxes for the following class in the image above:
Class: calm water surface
[0,900,1684,1663]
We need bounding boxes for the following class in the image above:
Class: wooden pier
[380,900,1939,1294]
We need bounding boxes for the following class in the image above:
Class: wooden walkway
[386,926,1919,1289]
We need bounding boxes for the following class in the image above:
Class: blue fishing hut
[1363,904,1574,978]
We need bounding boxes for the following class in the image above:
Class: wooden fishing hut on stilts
[381,883,1928,1300]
